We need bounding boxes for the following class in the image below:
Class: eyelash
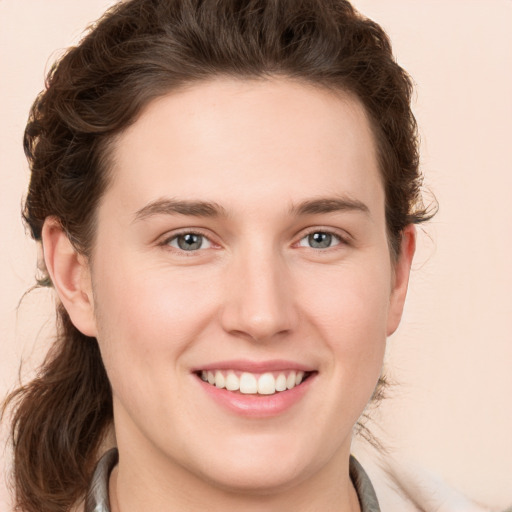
[161,230,215,254]
[296,229,347,250]
[160,228,350,254]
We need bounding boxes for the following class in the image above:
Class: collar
[85,448,380,512]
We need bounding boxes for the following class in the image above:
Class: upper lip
[191,359,316,373]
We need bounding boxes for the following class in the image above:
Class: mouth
[195,369,315,396]
[192,360,317,417]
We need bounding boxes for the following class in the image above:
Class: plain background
[1,1,511,509]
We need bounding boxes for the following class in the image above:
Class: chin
[199,459,310,495]
[184,433,328,496]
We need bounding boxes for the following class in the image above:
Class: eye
[167,232,212,251]
[298,231,342,249]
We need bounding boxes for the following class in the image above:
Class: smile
[193,360,317,417]
[199,370,310,395]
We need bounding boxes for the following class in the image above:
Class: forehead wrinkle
[133,198,228,222]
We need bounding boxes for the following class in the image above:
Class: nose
[220,245,298,342]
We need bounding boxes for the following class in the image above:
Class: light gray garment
[85,448,381,512]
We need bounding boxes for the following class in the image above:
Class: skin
[43,78,415,512]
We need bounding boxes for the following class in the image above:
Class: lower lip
[197,374,315,418]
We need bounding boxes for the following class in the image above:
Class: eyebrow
[289,197,370,217]
[133,195,370,222]
[133,198,227,222]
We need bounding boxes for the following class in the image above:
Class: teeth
[257,372,276,395]
[286,371,296,390]
[225,371,239,391]
[199,369,309,395]
[214,370,225,389]
[275,373,287,392]
[239,373,258,394]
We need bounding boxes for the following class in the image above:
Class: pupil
[309,232,331,248]
[178,233,202,250]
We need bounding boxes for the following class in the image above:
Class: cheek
[90,263,223,450]
[298,260,391,376]
[90,254,221,388]
[302,260,391,335]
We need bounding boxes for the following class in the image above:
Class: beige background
[1,1,511,510]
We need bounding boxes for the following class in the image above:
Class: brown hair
[3,1,434,510]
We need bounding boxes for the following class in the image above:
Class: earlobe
[42,217,97,337]
[387,225,416,336]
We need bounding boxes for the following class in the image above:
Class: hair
[3,1,435,510]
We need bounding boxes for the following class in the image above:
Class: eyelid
[294,226,352,248]
[156,226,352,252]
[159,228,220,252]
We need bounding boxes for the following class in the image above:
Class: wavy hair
[3,1,434,510]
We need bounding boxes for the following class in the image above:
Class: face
[79,79,413,494]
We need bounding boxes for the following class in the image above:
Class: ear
[387,224,416,336]
[42,217,98,337]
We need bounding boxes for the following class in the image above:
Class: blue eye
[168,233,212,251]
[298,231,341,249]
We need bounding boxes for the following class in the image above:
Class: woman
[3,1,431,511]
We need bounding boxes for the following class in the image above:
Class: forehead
[106,78,383,218]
